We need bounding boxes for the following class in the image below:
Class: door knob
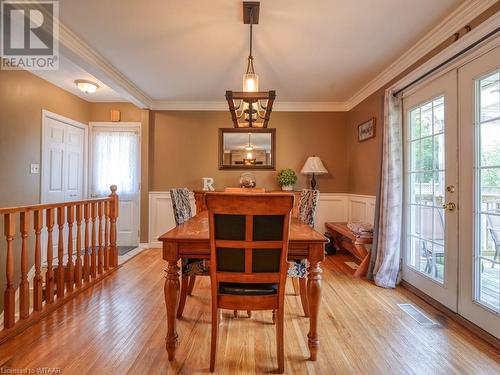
[442,202,456,211]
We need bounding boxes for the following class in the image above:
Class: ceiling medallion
[226,1,276,128]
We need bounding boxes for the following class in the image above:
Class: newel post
[109,185,119,267]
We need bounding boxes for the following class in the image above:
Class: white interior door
[458,45,500,338]
[402,70,459,311]
[90,124,140,247]
[42,115,85,203]
[42,111,86,265]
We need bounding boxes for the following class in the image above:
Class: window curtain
[367,89,403,288]
[92,130,139,196]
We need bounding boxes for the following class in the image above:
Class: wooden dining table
[159,211,328,362]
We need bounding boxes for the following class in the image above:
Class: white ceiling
[32,55,123,102]
[54,0,465,104]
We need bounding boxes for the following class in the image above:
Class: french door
[403,44,500,338]
[402,70,459,311]
[458,45,500,338]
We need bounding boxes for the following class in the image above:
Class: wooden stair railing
[0,185,119,343]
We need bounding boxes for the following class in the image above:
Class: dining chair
[288,189,320,317]
[206,193,294,373]
[170,188,210,318]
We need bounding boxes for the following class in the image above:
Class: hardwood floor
[0,249,499,374]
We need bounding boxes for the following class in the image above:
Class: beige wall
[0,69,89,309]
[88,103,150,243]
[346,89,384,195]
[0,69,89,207]
[150,111,349,193]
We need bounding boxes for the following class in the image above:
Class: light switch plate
[30,163,40,174]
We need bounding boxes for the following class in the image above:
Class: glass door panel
[407,96,446,283]
[402,70,458,311]
[475,71,500,312]
[458,44,500,339]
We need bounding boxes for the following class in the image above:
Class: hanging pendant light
[226,2,276,128]
[245,133,254,151]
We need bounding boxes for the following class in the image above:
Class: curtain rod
[393,26,500,97]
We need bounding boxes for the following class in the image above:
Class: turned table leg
[164,244,180,361]
[307,244,323,361]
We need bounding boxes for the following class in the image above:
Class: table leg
[164,255,180,361]
[307,247,323,361]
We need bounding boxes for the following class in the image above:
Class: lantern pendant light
[226,2,276,128]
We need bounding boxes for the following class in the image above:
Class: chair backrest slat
[206,193,294,287]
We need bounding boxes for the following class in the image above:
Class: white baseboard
[148,192,376,245]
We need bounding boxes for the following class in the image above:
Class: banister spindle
[33,210,43,311]
[98,201,104,274]
[3,213,15,328]
[66,205,75,292]
[75,204,83,287]
[109,185,119,267]
[45,208,55,304]
[83,203,90,282]
[57,207,65,298]
[104,201,110,271]
[91,202,97,278]
[19,212,30,319]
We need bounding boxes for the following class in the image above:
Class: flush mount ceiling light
[75,79,99,94]
[226,1,275,128]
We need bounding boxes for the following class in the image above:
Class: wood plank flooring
[0,248,499,374]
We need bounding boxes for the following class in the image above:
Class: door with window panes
[402,70,459,311]
[402,44,500,338]
[458,45,500,338]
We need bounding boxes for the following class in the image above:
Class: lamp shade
[300,156,328,175]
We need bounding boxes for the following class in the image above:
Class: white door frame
[89,121,142,246]
[41,109,88,203]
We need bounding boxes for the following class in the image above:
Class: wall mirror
[219,128,275,170]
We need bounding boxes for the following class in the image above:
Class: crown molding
[273,101,349,112]
[151,101,226,111]
[345,0,498,110]
[58,22,153,109]
[151,100,350,111]
[54,0,496,113]
[394,13,500,98]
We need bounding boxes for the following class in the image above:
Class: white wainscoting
[148,192,376,247]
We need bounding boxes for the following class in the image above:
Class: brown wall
[0,69,89,207]
[346,89,384,195]
[88,103,150,243]
[150,111,349,193]
[0,69,89,309]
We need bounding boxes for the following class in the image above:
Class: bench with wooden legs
[325,222,372,278]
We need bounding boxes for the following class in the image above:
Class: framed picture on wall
[358,117,376,142]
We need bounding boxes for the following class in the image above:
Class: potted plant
[277,169,297,191]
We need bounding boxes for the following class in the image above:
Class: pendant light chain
[246,9,255,74]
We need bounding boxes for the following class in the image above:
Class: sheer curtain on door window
[92,130,139,196]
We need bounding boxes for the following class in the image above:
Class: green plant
[277,169,297,186]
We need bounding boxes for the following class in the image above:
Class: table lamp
[300,156,328,190]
